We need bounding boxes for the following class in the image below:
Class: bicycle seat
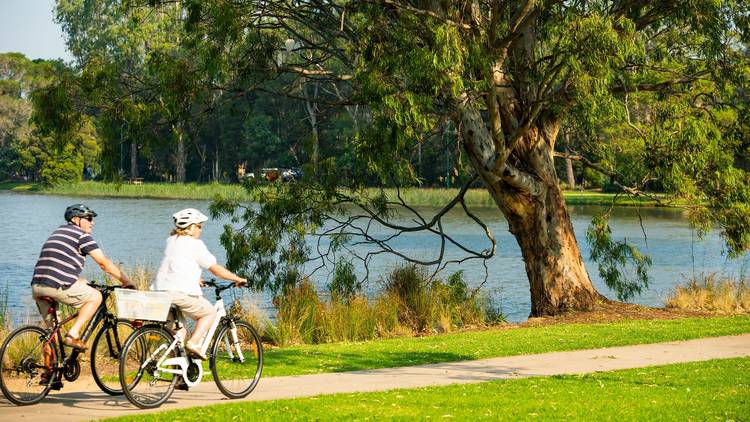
[36,296,57,305]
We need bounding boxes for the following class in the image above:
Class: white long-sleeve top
[151,235,217,296]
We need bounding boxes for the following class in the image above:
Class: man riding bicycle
[30,204,133,352]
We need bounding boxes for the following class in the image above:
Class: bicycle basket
[114,289,171,321]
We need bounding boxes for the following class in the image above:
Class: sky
[0,0,73,62]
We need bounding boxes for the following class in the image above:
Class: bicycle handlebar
[202,278,247,297]
[87,282,124,292]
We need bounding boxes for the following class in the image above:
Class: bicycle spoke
[0,326,54,405]
[210,320,263,399]
[120,326,178,409]
[91,321,134,395]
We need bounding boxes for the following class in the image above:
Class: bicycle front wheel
[0,325,55,405]
[119,325,177,409]
[210,320,263,399]
[90,320,134,395]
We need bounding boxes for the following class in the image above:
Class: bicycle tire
[210,320,263,399]
[0,325,56,405]
[90,320,134,395]
[119,325,178,409]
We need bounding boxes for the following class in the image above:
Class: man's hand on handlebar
[234,278,247,287]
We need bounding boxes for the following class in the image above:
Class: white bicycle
[118,280,263,409]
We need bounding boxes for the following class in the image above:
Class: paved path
[2,334,749,421]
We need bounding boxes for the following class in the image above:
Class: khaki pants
[164,291,215,320]
[32,279,101,325]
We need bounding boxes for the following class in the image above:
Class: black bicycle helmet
[64,204,98,222]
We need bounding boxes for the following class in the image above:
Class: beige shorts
[32,279,101,323]
[164,291,215,320]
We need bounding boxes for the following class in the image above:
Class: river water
[1,191,747,322]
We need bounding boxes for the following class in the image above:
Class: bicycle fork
[225,321,246,363]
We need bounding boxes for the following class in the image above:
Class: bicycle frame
[143,285,247,388]
[41,284,123,376]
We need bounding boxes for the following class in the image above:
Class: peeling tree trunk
[173,122,186,183]
[503,184,602,315]
[212,144,220,182]
[303,81,320,176]
[564,132,575,190]
[130,140,138,178]
[455,98,603,317]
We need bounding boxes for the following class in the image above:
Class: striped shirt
[31,224,99,289]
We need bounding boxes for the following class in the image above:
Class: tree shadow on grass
[263,349,472,377]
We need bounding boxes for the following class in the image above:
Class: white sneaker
[185,342,207,360]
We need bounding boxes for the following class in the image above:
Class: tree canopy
[31,0,750,316]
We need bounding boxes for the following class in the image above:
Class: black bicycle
[0,282,137,405]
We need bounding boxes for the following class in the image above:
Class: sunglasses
[82,215,94,222]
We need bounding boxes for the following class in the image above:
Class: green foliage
[37,1,750,316]
[382,265,433,332]
[263,264,504,346]
[267,278,320,346]
[38,142,84,186]
[586,213,652,301]
[0,53,90,183]
[327,260,361,301]
[211,181,335,294]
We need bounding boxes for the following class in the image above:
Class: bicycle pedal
[175,382,189,391]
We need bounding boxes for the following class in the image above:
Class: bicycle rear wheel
[90,320,134,395]
[0,325,55,405]
[210,320,263,398]
[119,325,177,409]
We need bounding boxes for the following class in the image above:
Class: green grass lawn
[103,316,750,383]
[1,180,666,207]
[0,181,39,191]
[107,357,750,421]
[259,316,750,377]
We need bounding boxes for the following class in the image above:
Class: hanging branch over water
[308,173,497,284]
[211,173,498,293]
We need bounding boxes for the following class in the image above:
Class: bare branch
[362,0,472,30]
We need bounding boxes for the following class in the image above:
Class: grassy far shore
[260,316,750,377]
[1,180,665,207]
[106,357,750,421]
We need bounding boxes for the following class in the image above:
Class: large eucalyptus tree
[72,1,750,316]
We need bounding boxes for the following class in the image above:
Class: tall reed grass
[35,181,655,207]
[664,273,750,314]
[70,262,503,348]
[267,265,505,347]
[0,283,9,342]
[43,181,249,201]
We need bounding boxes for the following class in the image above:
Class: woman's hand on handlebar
[234,278,247,287]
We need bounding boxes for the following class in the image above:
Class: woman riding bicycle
[150,208,246,359]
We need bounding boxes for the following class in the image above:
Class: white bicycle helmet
[172,208,209,229]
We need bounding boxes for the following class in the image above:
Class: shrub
[327,260,361,302]
[315,296,377,343]
[372,293,407,338]
[267,279,320,346]
[382,265,433,332]
[665,273,750,314]
[228,298,271,339]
